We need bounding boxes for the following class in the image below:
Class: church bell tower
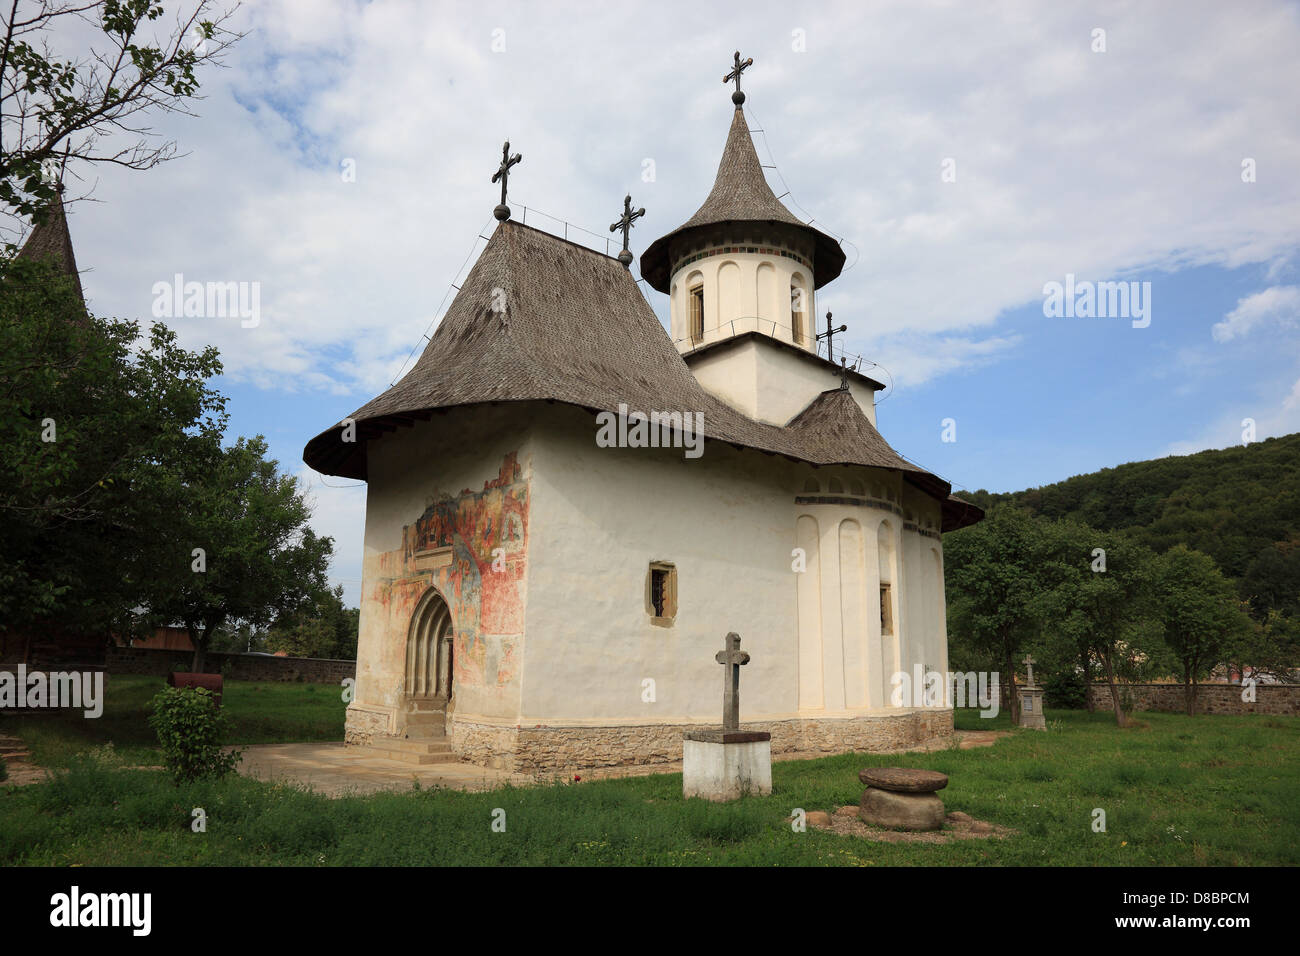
[640,52,881,427]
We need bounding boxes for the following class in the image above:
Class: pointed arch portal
[406,588,454,703]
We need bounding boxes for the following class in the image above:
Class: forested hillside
[944,434,1299,713]
[963,433,1300,618]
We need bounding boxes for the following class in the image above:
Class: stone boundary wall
[106,646,356,684]
[435,709,953,774]
[1087,682,1298,716]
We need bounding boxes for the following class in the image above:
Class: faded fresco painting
[370,452,529,707]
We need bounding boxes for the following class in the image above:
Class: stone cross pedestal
[1018,654,1046,731]
[682,632,772,802]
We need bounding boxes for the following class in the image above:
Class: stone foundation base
[343,705,392,746]
[424,709,953,775]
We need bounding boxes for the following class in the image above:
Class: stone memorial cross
[1022,654,1036,686]
[715,632,751,731]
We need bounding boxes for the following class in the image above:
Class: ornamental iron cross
[609,194,646,268]
[491,140,523,221]
[817,310,848,363]
[715,632,751,731]
[724,50,754,104]
[1022,655,1036,685]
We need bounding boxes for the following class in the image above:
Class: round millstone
[859,788,946,831]
[858,767,949,793]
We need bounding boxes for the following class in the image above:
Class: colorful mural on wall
[371,452,529,697]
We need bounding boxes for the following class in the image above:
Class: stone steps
[364,738,458,765]
[403,713,445,732]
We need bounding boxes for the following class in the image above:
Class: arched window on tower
[689,280,705,344]
[791,273,809,347]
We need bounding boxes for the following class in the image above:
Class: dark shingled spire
[16,189,85,303]
[640,106,846,293]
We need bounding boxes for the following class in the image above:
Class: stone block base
[859,787,945,831]
[682,737,772,801]
[347,707,954,775]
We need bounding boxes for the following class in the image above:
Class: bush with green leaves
[147,686,242,784]
[1043,667,1088,709]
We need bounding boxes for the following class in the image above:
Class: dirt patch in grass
[812,807,1017,844]
[0,733,48,788]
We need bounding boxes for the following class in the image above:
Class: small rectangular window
[880,583,893,635]
[689,286,704,343]
[648,561,677,625]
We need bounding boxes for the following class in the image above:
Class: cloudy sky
[24,0,1300,605]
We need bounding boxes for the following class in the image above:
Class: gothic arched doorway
[406,588,454,706]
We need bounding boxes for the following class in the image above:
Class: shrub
[1044,667,1088,709]
[0,754,7,782]
[147,686,242,784]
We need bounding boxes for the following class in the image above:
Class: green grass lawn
[1,674,347,769]
[1,702,1296,866]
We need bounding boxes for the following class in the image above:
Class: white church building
[304,67,982,774]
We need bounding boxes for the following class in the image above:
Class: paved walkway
[236,742,532,797]
[235,729,1012,796]
[2,729,1011,797]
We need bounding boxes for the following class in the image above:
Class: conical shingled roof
[787,387,983,529]
[639,106,846,292]
[302,221,979,530]
[16,190,84,302]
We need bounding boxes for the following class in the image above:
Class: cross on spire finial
[816,310,848,365]
[609,193,646,269]
[715,632,751,731]
[491,140,523,221]
[723,50,754,106]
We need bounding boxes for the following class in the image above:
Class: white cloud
[1164,375,1300,456]
[43,0,1300,394]
[297,467,367,607]
[1211,285,1300,342]
[19,0,1300,598]
[1283,378,1300,411]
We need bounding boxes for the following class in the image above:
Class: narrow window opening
[880,583,893,635]
[689,285,704,343]
[648,562,677,625]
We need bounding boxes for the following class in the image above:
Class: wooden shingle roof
[16,191,84,302]
[639,106,846,293]
[303,220,980,531]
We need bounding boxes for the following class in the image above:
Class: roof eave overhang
[683,331,887,392]
[640,219,846,294]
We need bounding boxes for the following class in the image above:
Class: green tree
[146,436,334,672]
[0,253,225,641]
[944,505,1053,723]
[1150,546,1253,714]
[1033,521,1163,727]
[2,0,242,227]
[266,585,359,659]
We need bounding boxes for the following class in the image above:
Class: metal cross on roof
[724,50,754,105]
[816,310,848,364]
[609,194,646,268]
[715,632,751,731]
[491,140,523,221]
[839,357,850,391]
